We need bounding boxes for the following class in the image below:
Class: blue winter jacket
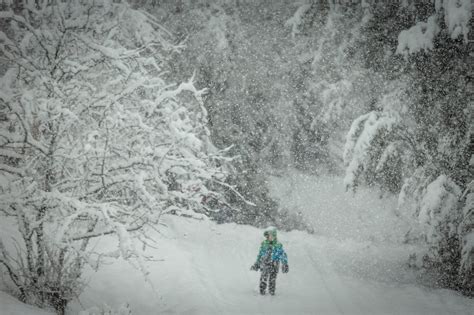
[256,240,288,266]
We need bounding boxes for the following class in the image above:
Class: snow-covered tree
[419,175,463,283]
[284,1,389,172]
[0,1,228,312]
[341,0,472,294]
[136,0,304,227]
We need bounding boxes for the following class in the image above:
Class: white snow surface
[0,291,53,315]
[2,171,474,314]
[65,216,474,315]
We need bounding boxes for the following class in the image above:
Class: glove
[282,264,289,273]
[250,263,259,271]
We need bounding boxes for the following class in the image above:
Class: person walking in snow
[250,227,289,295]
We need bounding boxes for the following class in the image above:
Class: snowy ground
[2,171,474,314]
[66,215,473,315]
[0,291,52,315]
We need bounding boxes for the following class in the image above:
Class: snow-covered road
[67,215,474,315]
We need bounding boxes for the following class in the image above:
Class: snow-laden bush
[0,1,228,313]
[459,180,474,294]
[419,175,462,246]
[404,175,473,295]
[417,175,463,286]
[344,109,472,293]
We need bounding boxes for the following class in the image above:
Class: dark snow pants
[260,265,278,295]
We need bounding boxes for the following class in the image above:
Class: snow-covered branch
[343,111,398,191]
[285,3,312,38]
[397,0,472,56]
